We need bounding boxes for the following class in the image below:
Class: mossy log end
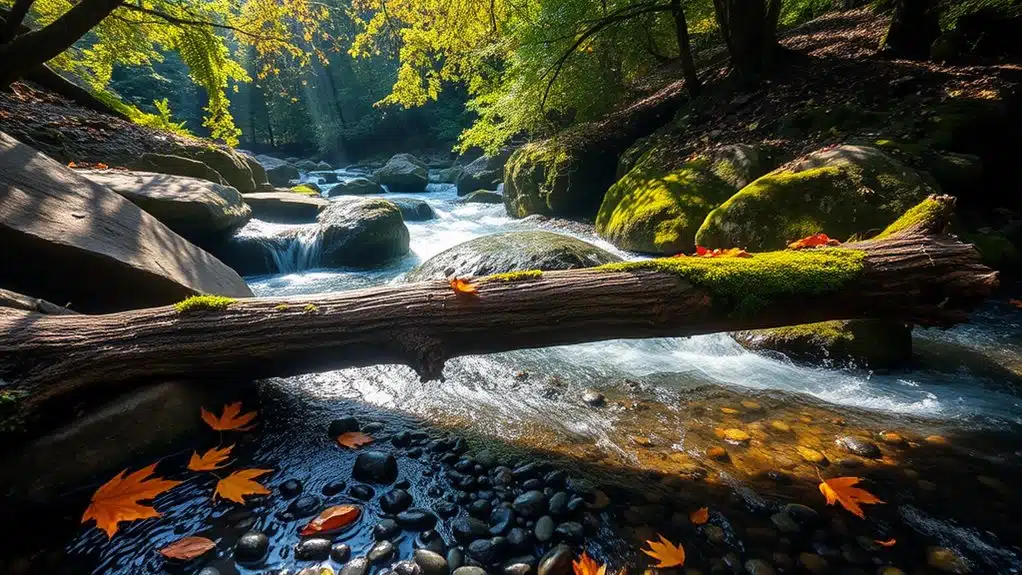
[0,196,997,414]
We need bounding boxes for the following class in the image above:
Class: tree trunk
[0,197,998,425]
[0,0,35,44]
[882,0,941,60]
[711,0,780,85]
[671,0,701,96]
[0,0,123,88]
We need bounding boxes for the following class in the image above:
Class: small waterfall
[267,226,323,273]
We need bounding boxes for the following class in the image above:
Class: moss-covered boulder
[733,320,913,368]
[389,198,436,221]
[434,167,463,184]
[696,145,937,251]
[129,154,227,185]
[375,153,429,193]
[318,197,410,267]
[177,144,257,192]
[503,139,618,219]
[406,231,621,281]
[596,144,783,255]
[872,139,983,202]
[327,177,385,197]
[461,190,504,204]
[455,149,512,196]
[289,182,322,196]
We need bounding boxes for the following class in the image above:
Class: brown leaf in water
[875,538,897,547]
[214,469,272,504]
[299,505,361,536]
[187,445,233,471]
[572,551,607,575]
[81,463,182,538]
[337,431,374,449]
[641,534,685,567]
[201,402,257,431]
[159,536,216,560]
[818,476,884,519]
[690,506,709,525]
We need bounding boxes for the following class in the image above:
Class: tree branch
[0,0,35,44]
[118,4,286,42]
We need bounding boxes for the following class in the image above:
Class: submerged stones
[353,451,398,484]
[234,531,269,564]
[733,320,914,369]
[512,490,548,518]
[295,538,332,560]
[836,436,882,458]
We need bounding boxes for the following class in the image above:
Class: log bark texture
[0,204,998,418]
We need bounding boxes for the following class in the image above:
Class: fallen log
[0,196,999,420]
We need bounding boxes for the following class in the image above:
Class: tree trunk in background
[320,61,349,164]
[711,0,781,86]
[0,0,123,88]
[0,0,35,44]
[671,0,701,96]
[882,0,941,60]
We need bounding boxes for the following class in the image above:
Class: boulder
[872,139,983,203]
[0,131,252,313]
[406,231,621,281]
[456,149,512,196]
[328,177,385,197]
[265,163,300,187]
[243,192,329,223]
[80,170,252,245]
[375,153,429,193]
[695,145,937,251]
[296,159,320,172]
[733,320,913,368]
[434,167,463,184]
[389,198,437,221]
[460,190,504,204]
[316,161,334,171]
[128,153,227,185]
[597,144,783,255]
[176,143,257,192]
[318,197,410,267]
[243,153,269,187]
[310,171,340,184]
[504,139,616,219]
[290,182,323,196]
[254,155,290,170]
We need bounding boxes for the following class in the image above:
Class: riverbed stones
[394,560,423,575]
[406,231,621,281]
[513,490,548,518]
[234,531,269,564]
[398,508,439,529]
[553,521,583,542]
[797,553,829,574]
[242,191,329,223]
[318,197,410,267]
[295,538,332,560]
[288,494,321,517]
[453,517,490,543]
[769,512,801,534]
[415,549,450,575]
[927,547,971,573]
[390,198,437,221]
[382,488,414,513]
[353,451,398,484]
[468,538,500,564]
[534,515,555,542]
[375,519,401,539]
[537,544,573,575]
[580,390,606,407]
[836,436,882,458]
[453,568,487,575]
[279,478,303,498]
[723,428,751,443]
[797,446,827,464]
[548,492,569,516]
[375,153,429,193]
[744,559,776,575]
[369,540,396,563]
[342,557,371,575]
[489,507,515,535]
[331,543,352,563]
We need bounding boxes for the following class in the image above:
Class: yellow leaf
[690,507,709,525]
[214,469,273,504]
[572,551,606,575]
[449,278,478,295]
[818,476,884,519]
[81,463,182,538]
[187,445,234,471]
[641,534,685,568]
[201,402,257,431]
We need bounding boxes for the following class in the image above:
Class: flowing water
[4,173,1022,575]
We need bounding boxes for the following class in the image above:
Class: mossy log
[0,196,998,420]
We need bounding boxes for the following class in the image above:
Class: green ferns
[174,295,238,313]
[599,248,865,316]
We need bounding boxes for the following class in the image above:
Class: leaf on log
[449,278,478,295]
[788,233,841,250]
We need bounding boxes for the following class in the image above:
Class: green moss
[963,231,1020,270]
[765,320,855,343]
[483,270,544,282]
[290,183,322,196]
[174,295,237,313]
[274,303,290,311]
[874,196,947,239]
[735,319,913,367]
[303,303,319,313]
[598,247,865,315]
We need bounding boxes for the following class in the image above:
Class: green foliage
[599,248,865,316]
[174,295,238,313]
[873,196,947,239]
[290,183,322,196]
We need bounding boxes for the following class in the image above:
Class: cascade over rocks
[375,153,429,193]
[597,143,784,255]
[79,170,252,246]
[0,131,252,313]
[406,231,621,281]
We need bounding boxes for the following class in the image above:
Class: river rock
[489,507,515,535]
[295,538,332,560]
[342,557,371,575]
[452,517,490,543]
[296,159,319,172]
[353,451,398,483]
[927,547,971,573]
[507,527,532,551]
[129,153,228,185]
[266,163,300,187]
[375,153,429,193]
[580,390,605,407]
[234,531,269,564]
[553,522,583,542]
[331,543,352,563]
[382,488,413,513]
[836,436,882,458]
[318,197,410,267]
[415,549,450,575]
[453,568,487,575]
[394,560,424,575]
[513,491,548,518]
[280,478,303,498]
[503,559,534,575]
[744,558,776,575]
[329,177,385,196]
[468,538,500,564]
[288,494,321,517]
[460,190,504,204]
[537,544,573,575]
[456,150,512,195]
[390,198,437,221]
[242,191,329,223]
[375,519,401,539]
[534,516,554,542]
[0,132,252,312]
[369,540,396,563]
[407,231,621,281]
[448,548,465,572]
[176,143,257,192]
[416,530,447,555]
[398,508,439,529]
[350,484,375,500]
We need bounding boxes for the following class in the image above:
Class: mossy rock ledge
[733,320,913,369]
[374,153,429,193]
[318,197,410,267]
[406,231,621,281]
[596,143,784,255]
[503,138,619,220]
[695,144,938,251]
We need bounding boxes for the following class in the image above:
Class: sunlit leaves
[201,402,258,431]
[81,463,182,538]
[449,278,479,295]
[299,505,361,536]
[187,445,234,471]
[572,551,607,575]
[337,432,375,449]
[641,534,686,568]
[214,469,274,504]
[818,476,884,519]
[788,233,841,250]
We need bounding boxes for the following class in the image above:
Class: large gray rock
[456,149,512,196]
[375,153,429,193]
[243,153,269,187]
[296,159,319,172]
[129,153,227,185]
[176,143,257,192]
[328,177,385,197]
[460,190,503,204]
[80,170,252,244]
[318,197,410,267]
[265,163,300,187]
[389,198,437,221]
[243,191,329,223]
[254,154,290,170]
[407,231,621,281]
[0,132,252,313]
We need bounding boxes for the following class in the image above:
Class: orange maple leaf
[337,431,374,449]
[641,534,685,568]
[572,551,607,575]
[67,161,78,168]
[187,445,234,471]
[299,505,361,536]
[875,538,897,547]
[81,463,182,538]
[1009,299,1022,309]
[690,506,709,525]
[693,246,752,258]
[818,476,885,519]
[214,469,272,504]
[788,233,841,250]
[95,162,109,170]
[159,536,216,560]
[201,402,257,431]
[450,277,478,295]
